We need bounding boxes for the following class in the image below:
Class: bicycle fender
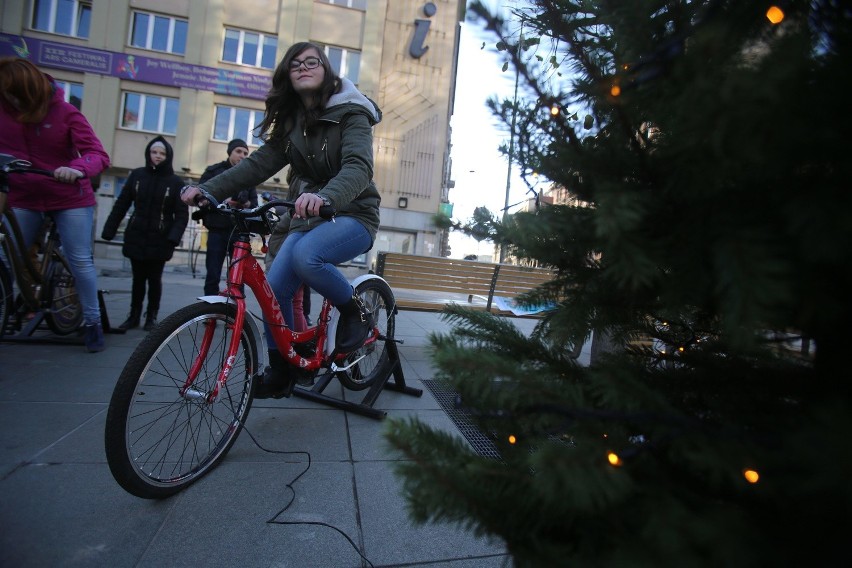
[324,274,392,357]
[196,295,267,370]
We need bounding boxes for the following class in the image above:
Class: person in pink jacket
[0,57,111,352]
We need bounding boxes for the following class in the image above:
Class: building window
[222,28,277,69]
[32,0,91,38]
[129,11,188,55]
[318,0,367,10]
[54,80,83,109]
[213,105,264,146]
[120,92,179,134]
[323,45,360,84]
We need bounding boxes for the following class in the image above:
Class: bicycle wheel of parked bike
[336,278,396,391]
[105,302,259,499]
[44,254,83,335]
[0,259,12,340]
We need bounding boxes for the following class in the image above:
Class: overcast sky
[447,1,531,259]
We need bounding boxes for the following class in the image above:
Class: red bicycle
[104,191,397,498]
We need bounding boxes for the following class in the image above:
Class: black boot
[335,292,373,353]
[143,309,158,331]
[118,307,141,331]
[255,349,296,399]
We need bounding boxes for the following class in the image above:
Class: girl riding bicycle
[181,42,382,399]
[0,57,110,352]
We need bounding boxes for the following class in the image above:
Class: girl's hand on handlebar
[54,167,84,183]
[294,192,328,219]
[180,185,204,206]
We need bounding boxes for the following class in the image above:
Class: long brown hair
[257,42,340,144]
[0,57,53,123]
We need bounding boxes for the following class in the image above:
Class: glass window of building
[222,28,277,69]
[32,0,91,38]
[213,105,264,146]
[129,11,188,55]
[322,45,360,84]
[318,0,367,10]
[54,80,84,110]
[120,92,179,135]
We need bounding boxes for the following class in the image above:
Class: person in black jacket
[101,136,189,330]
[196,139,258,295]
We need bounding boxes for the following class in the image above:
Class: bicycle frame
[186,232,379,402]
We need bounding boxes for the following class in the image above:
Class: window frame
[221,27,278,70]
[54,79,84,109]
[322,45,361,84]
[318,0,367,10]
[128,10,188,55]
[119,91,180,135]
[212,104,265,146]
[31,0,92,38]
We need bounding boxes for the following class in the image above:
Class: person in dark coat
[101,136,189,330]
[196,139,258,295]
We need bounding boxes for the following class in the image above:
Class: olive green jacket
[199,77,382,244]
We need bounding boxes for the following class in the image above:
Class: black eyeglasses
[289,57,321,71]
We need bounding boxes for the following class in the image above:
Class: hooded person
[195,138,258,295]
[101,136,189,330]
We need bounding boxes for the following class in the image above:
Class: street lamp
[500,18,524,264]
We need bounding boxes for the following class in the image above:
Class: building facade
[0,0,464,269]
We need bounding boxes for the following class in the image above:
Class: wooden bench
[375,252,555,317]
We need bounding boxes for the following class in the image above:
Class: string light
[508,435,517,445]
[743,469,760,483]
[607,452,623,467]
[766,6,784,24]
[550,104,560,116]
[610,85,622,97]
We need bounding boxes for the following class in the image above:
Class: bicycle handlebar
[0,154,67,198]
[190,186,336,221]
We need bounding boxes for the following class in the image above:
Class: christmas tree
[386,1,852,565]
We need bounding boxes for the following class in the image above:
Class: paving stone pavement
[1,258,591,567]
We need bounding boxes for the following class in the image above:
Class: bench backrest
[376,252,554,313]
[376,252,497,297]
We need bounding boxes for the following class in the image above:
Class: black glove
[191,209,205,221]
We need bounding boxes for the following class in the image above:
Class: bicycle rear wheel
[44,254,82,335]
[104,302,259,499]
[336,278,396,391]
[0,258,12,340]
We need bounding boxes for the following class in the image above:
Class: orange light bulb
[766,6,784,24]
[508,435,517,445]
[607,452,622,466]
[743,469,760,483]
[610,85,621,97]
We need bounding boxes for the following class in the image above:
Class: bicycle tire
[104,302,259,499]
[336,278,396,391]
[44,253,83,335]
[0,258,12,340]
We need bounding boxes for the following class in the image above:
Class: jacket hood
[326,78,382,125]
[144,135,176,176]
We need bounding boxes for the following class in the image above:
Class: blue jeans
[264,217,370,346]
[13,207,101,325]
[204,229,235,295]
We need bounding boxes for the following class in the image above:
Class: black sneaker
[254,366,296,399]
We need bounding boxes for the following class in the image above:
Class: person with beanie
[181,42,381,399]
[101,136,189,331]
[195,138,258,295]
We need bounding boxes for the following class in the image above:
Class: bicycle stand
[1,289,124,344]
[292,339,422,420]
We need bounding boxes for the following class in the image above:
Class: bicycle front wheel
[44,254,82,335]
[105,302,259,499]
[336,278,396,391]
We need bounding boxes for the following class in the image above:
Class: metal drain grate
[423,379,502,460]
